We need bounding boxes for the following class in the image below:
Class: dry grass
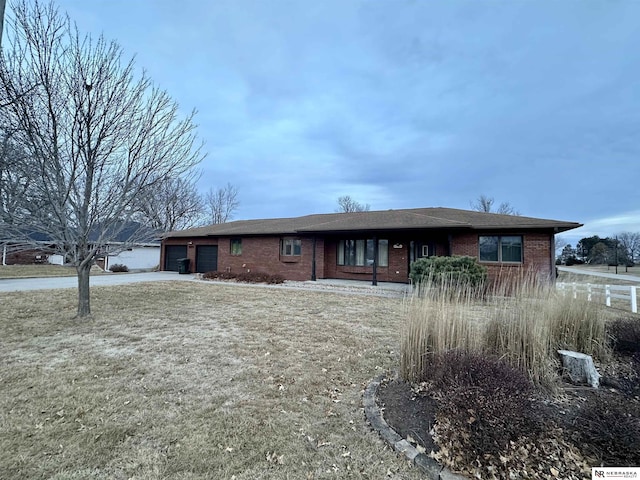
[563,263,640,277]
[557,269,639,286]
[400,276,609,387]
[0,264,89,278]
[0,282,425,479]
[557,264,640,294]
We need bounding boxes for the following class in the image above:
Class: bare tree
[554,237,568,257]
[471,194,519,215]
[618,232,640,264]
[135,173,204,232]
[0,1,204,317]
[336,195,370,213]
[204,183,239,224]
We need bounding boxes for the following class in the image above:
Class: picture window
[337,239,388,267]
[479,235,523,263]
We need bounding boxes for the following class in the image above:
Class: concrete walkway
[557,266,640,283]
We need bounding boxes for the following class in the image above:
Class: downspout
[372,236,378,286]
[311,237,316,281]
[2,244,6,265]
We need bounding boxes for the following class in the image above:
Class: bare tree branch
[336,195,370,213]
[134,171,204,232]
[618,232,640,264]
[471,194,520,215]
[204,183,239,224]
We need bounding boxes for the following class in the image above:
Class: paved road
[0,271,194,292]
[557,266,640,283]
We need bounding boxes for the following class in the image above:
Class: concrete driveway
[557,266,640,283]
[0,271,195,292]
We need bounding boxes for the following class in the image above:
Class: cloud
[558,210,640,247]
[40,0,640,223]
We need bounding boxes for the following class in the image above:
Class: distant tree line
[558,233,640,267]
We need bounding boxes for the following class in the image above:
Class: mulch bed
[376,355,640,478]
[376,377,438,455]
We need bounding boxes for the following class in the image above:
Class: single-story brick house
[161,207,581,284]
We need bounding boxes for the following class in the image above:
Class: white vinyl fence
[557,282,638,314]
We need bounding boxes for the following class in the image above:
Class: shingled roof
[164,207,581,238]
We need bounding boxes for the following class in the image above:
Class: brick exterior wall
[4,249,50,264]
[162,235,317,281]
[450,231,554,282]
[161,229,555,284]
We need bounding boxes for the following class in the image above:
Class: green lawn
[0,282,423,479]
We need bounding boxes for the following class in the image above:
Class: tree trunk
[76,263,92,317]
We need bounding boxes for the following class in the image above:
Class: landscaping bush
[201,270,284,284]
[565,256,584,266]
[608,318,640,354]
[570,392,640,466]
[409,256,487,290]
[109,264,129,272]
[426,351,536,456]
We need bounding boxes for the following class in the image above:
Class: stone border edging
[363,374,467,480]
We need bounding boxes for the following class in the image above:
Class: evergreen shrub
[109,264,129,272]
[409,256,487,288]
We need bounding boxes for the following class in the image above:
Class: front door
[408,240,436,273]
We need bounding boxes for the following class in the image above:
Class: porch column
[550,232,556,283]
[311,236,317,281]
[372,236,378,286]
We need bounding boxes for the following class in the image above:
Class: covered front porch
[320,233,451,286]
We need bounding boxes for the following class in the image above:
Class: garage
[196,245,218,273]
[164,245,188,271]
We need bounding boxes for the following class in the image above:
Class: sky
[7,0,640,246]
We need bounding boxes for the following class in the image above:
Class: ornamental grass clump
[400,276,484,383]
[401,266,608,387]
